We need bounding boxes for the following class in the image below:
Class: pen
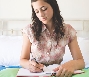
[31,58,39,65]
[46,72,56,74]
[45,72,56,76]
[31,58,44,72]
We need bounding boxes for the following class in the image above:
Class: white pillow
[62,37,89,68]
[78,38,89,68]
[0,36,23,66]
[0,36,89,68]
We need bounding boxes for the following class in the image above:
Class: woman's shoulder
[63,23,77,42]
[22,23,34,35]
[24,24,33,29]
[63,23,76,32]
[22,23,34,33]
[63,23,73,28]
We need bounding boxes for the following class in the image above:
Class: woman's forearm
[20,59,30,69]
[73,59,85,70]
[67,59,85,70]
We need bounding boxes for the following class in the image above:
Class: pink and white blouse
[23,24,76,65]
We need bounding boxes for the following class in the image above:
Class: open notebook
[17,64,59,76]
[17,64,84,76]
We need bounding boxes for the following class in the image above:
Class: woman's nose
[39,11,45,17]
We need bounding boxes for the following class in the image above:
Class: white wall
[0,0,31,19]
[57,0,89,20]
[0,0,89,37]
[0,0,89,20]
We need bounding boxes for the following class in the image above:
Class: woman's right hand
[28,60,44,73]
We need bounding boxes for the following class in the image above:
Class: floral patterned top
[23,23,76,65]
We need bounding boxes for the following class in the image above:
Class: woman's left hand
[53,62,75,77]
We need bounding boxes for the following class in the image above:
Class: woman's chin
[42,21,48,24]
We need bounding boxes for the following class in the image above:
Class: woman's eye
[42,7,47,11]
[35,11,39,13]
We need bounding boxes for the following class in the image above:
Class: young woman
[20,0,85,77]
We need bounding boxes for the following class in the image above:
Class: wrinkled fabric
[23,24,76,65]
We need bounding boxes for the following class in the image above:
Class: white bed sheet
[0,36,23,66]
[0,36,89,68]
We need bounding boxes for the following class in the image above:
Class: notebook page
[17,64,84,76]
[17,64,59,76]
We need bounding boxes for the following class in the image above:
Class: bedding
[0,36,89,77]
[0,66,21,77]
[0,68,19,77]
[0,36,89,67]
[61,37,89,68]
[0,36,23,66]
[0,67,89,77]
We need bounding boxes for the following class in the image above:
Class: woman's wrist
[63,59,85,70]
[20,59,31,69]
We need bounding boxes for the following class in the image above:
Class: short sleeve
[65,24,77,43]
[22,24,34,43]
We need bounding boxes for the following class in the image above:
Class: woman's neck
[45,22,54,34]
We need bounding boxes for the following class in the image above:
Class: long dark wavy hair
[31,0,65,41]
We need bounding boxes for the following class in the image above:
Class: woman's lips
[42,17,47,21]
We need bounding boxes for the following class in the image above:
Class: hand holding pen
[28,58,44,73]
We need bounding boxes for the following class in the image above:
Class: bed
[0,19,89,77]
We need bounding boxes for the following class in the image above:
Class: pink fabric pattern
[23,24,76,65]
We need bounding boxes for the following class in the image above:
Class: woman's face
[32,0,53,24]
